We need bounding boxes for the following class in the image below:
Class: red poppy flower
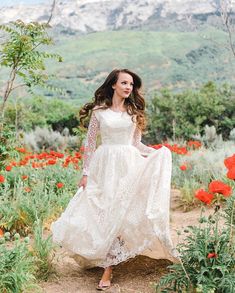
[180,164,187,171]
[187,140,202,149]
[5,165,12,171]
[227,167,235,180]
[47,159,57,165]
[0,228,4,237]
[16,147,27,153]
[152,144,163,150]
[0,175,5,183]
[75,152,82,159]
[209,180,232,197]
[207,252,218,258]
[195,189,214,205]
[79,146,85,152]
[56,182,64,188]
[22,175,28,180]
[224,154,235,170]
[24,187,31,192]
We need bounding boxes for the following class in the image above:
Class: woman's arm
[82,110,100,176]
[132,126,155,156]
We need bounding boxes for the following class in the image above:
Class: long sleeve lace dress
[51,106,179,268]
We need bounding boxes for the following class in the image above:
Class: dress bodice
[98,108,135,145]
[82,107,156,176]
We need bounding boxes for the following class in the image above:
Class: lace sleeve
[132,126,155,156]
[82,111,100,176]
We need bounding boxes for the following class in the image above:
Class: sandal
[96,280,111,291]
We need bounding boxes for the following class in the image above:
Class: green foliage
[0,123,18,171]
[4,96,80,133]
[0,20,62,116]
[155,195,235,292]
[0,232,39,293]
[147,82,235,142]
[171,141,234,206]
[32,220,56,281]
[0,164,77,234]
[19,26,232,102]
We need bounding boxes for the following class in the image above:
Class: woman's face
[112,72,134,99]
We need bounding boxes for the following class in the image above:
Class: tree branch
[46,0,56,26]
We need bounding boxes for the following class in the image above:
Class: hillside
[39,26,234,104]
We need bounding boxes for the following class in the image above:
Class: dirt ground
[39,190,214,293]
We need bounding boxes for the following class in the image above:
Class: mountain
[0,0,234,33]
[0,1,234,103]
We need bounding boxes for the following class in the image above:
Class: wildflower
[56,182,64,188]
[0,175,5,183]
[180,164,187,171]
[16,147,27,153]
[224,154,235,170]
[19,160,28,166]
[207,252,218,258]
[47,159,57,165]
[79,145,85,152]
[21,175,28,180]
[5,165,12,171]
[187,140,202,149]
[75,152,82,159]
[227,167,235,180]
[24,187,31,192]
[209,180,232,197]
[152,144,163,150]
[195,189,214,205]
[0,228,4,237]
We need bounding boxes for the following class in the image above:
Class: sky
[0,0,45,6]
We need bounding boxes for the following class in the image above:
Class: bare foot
[96,267,113,290]
[100,266,113,282]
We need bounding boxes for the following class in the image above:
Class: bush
[156,157,235,292]
[32,220,56,281]
[4,96,80,133]
[0,232,39,293]
[146,82,235,142]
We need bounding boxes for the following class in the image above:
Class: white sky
[0,0,45,6]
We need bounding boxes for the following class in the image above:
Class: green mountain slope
[2,26,235,105]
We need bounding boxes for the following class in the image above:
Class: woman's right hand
[78,175,88,188]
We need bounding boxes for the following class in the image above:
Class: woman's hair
[79,68,147,131]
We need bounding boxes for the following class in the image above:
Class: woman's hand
[78,175,88,188]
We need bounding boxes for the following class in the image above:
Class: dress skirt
[51,144,179,268]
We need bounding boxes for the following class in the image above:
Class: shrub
[0,232,39,293]
[32,220,56,281]
[146,82,235,142]
[155,156,235,292]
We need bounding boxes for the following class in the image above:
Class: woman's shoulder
[92,104,109,114]
[92,104,107,120]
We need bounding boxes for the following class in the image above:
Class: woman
[51,68,179,291]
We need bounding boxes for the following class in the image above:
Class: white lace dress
[51,107,179,268]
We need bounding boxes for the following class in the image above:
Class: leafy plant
[0,232,40,293]
[147,82,235,142]
[32,220,56,281]
[0,123,18,171]
[155,177,235,292]
[0,20,62,119]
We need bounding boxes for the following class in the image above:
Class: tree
[0,20,62,120]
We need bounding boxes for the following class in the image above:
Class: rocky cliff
[0,0,233,33]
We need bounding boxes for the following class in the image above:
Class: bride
[51,68,179,291]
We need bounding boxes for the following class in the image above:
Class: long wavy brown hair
[79,68,147,131]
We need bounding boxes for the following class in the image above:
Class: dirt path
[39,190,214,293]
